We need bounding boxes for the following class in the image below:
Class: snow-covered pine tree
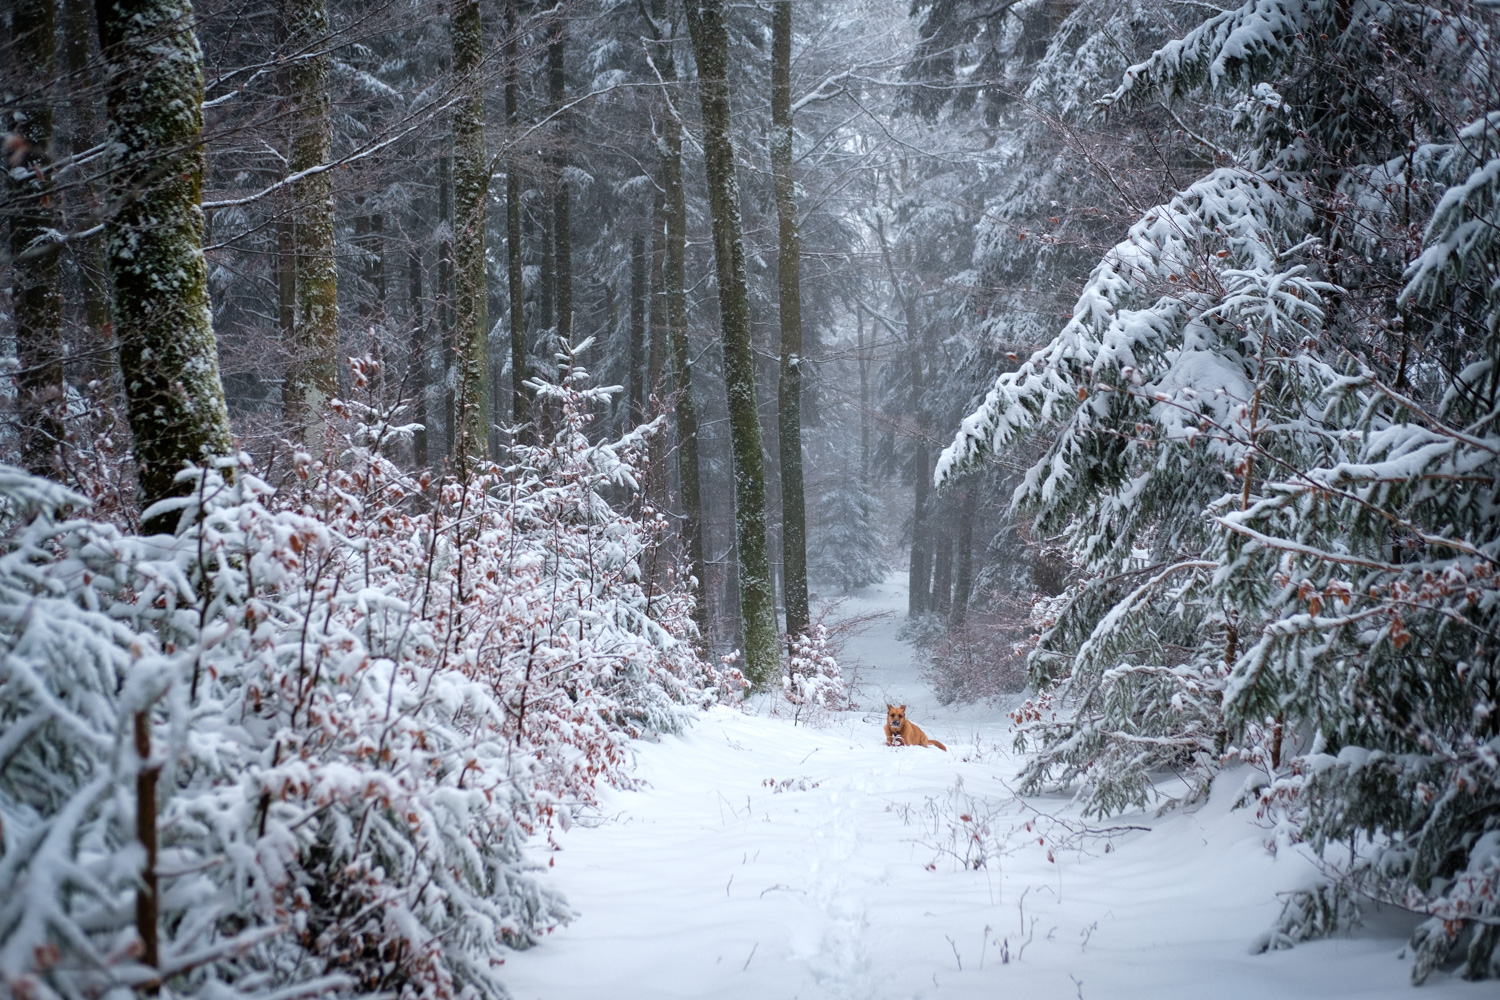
[943,0,1500,980]
[808,476,888,594]
[1222,109,1500,987]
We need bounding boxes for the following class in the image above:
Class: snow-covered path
[503,577,1489,999]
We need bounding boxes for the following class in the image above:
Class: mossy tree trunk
[771,0,809,641]
[96,0,234,533]
[684,0,778,687]
[8,0,65,479]
[646,0,710,647]
[504,0,528,436]
[282,0,339,439]
[451,0,489,475]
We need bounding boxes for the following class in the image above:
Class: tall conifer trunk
[282,0,338,439]
[438,152,456,460]
[504,0,528,435]
[771,0,809,640]
[646,196,669,509]
[62,0,112,379]
[451,0,489,475]
[96,0,234,532]
[629,231,647,423]
[949,482,975,629]
[8,0,65,479]
[549,17,572,344]
[409,246,429,469]
[647,0,709,646]
[684,0,778,687]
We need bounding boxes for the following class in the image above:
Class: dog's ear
[899,704,906,711]
[886,703,894,711]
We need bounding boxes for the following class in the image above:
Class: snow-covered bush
[781,623,848,721]
[0,354,718,999]
[922,590,1036,705]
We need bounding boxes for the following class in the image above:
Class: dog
[885,704,946,750]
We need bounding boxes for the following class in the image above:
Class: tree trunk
[8,0,65,479]
[504,0,529,436]
[858,304,870,480]
[629,231,647,424]
[685,0,779,687]
[649,1,709,647]
[646,197,669,509]
[97,0,234,532]
[907,288,929,617]
[771,0,809,641]
[949,482,975,629]
[409,247,429,469]
[282,0,339,440]
[438,153,456,462]
[62,0,112,382]
[451,0,490,475]
[133,710,160,985]
[549,18,572,345]
[931,515,953,615]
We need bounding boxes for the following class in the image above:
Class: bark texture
[96,0,234,532]
[648,1,709,647]
[63,0,113,377]
[451,0,489,474]
[771,0,809,640]
[629,231,647,424]
[8,0,65,478]
[646,196,668,509]
[409,247,429,468]
[282,0,339,438]
[684,0,779,687]
[505,0,529,435]
[549,16,572,344]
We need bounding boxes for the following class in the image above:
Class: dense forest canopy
[2,0,1498,994]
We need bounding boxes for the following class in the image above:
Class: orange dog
[885,704,946,750]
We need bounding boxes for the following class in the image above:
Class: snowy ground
[503,576,1490,999]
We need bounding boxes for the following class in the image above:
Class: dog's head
[886,704,907,732]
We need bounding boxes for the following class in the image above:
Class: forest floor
[502,576,1491,999]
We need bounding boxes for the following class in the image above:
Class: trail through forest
[503,577,1491,999]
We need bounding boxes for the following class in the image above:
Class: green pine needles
[941,0,1500,980]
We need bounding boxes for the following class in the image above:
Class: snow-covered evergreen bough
[0,357,725,998]
[939,0,1500,983]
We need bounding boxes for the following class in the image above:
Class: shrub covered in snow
[0,356,721,999]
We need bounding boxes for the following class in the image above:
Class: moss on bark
[451,0,489,474]
[96,0,234,531]
[685,0,778,686]
[283,0,339,438]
